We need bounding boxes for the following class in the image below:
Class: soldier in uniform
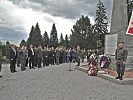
[115,40,128,80]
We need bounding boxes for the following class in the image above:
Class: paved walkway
[0,63,133,100]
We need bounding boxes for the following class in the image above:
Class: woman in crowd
[37,45,43,68]
[19,46,27,71]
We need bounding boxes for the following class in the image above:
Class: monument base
[105,34,133,71]
[109,56,133,71]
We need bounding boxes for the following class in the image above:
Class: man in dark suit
[9,44,17,73]
[28,44,35,69]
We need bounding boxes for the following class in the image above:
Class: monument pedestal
[105,0,133,71]
[109,55,133,71]
[105,33,133,71]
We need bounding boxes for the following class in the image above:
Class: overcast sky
[0,0,113,44]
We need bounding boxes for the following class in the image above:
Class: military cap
[118,40,124,44]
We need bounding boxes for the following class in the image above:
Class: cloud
[0,27,27,44]
[0,0,113,44]
[7,0,113,19]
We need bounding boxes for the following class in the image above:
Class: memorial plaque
[105,34,118,55]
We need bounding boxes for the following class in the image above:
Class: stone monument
[105,0,133,70]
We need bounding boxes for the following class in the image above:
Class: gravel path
[0,63,133,100]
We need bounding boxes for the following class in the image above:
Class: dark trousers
[17,57,20,66]
[77,57,80,66]
[60,57,63,64]
[38,58,42,68]
[34,56,38,67]
[43,57,46,66]
[46,57,49,66]
[50,58,54,65]
[25,58,28,67]
[116,60,125,76]
[10,59,16,72]
[29,56,34,68]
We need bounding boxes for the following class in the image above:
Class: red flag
[126,11,133,35]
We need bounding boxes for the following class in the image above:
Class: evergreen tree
[65,34,69,48]
[59,33,65,46]
[34,22,43,46]
[6,41,10,46]
[20,39,26,46]
[49,23,58,48]
[42,31,49,47]
[127,0,133,23]
[93,0,108,48]
[27,23,43,46]
[27,25,35,45]
[70,15,92,49]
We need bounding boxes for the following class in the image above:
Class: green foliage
[6,41,10,46]
[2,56,9,63]
[25,0,108,50]
[27,25,34,45]
[70,15,92,49]
[69,0,108,50]
[27,23,43,47]
[42,31,49,47]
[20,39,26,46]
[49,23,58,48]
[127,0,133,23]
[65,34,70,48]
[0,43,10,59]
[59,33,65,46]
[93,0,109,48]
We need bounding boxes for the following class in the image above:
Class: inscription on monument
[105,34,118,55]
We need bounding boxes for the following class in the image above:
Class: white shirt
[31,48,34,55]
[12,48,16,56]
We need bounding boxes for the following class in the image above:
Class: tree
[0,41,11,59]
[20,39,26,46]
[34,22,43,46]
[27,25,35,45]
[49,23,58,48]
[42,31,49,47]
[127,0,133,23]
[27,23,43,46]
[59,33,65,46]
[70,15,92,49]
[6,41,10,46]
[93,0,108,48]
[65,34,69,48]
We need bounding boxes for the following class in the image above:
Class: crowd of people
[0,40,128,80]
[0,44,104,76]
[7,44,93,73]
